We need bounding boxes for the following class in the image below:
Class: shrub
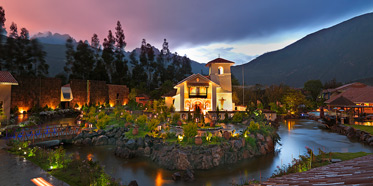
[183,122,197,141]
[246,136,257,150]
[136,115,147,129]
[172,113,180,124]
[126,114,134,123]
[248,120,260,133]
[147,118,160,132]
[96,115,110,129]
[232,112,243,123]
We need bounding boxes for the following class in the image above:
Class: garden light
[178,134,184,142]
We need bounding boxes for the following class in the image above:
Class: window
[218,66,224,74]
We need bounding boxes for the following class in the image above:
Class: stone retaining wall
[330,124,373,146]
[72,127,277,171]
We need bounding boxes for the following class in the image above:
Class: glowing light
[87,153,93,161]
[155,171,166,186]
[31,177,53,186]
[178,135,184,142]
[24,151,27,155]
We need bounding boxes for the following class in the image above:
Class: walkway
[263,155,373,185]
[0,139,69,186]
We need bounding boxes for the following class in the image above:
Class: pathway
[263,155,373,185]
[0,139,69,186]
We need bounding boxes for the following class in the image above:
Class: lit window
[218,66,224,74]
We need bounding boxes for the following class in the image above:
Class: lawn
[344,124,373,135]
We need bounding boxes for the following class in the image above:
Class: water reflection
[65,119,373,186]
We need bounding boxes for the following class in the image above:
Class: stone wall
[70,80,129,108]
[11,77,61,111]
[72,127,276,170]
[108,84,129,106]
[330,124,373,146]
[88,80,108,106]
[69,79,87,108]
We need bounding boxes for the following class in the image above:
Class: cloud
[2,0,373,53]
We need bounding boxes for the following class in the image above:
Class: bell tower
[206,58,235,92]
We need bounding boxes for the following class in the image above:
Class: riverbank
[329,123,373,146]
[0,139,69,186]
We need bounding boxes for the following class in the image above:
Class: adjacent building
[0,71,18,121]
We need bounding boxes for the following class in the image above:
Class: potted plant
[195,136,202,145]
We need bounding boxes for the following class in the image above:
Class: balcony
[189,93,208,98]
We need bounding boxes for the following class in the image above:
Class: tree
[130,50,147,88]
[112,21,129,85]
[29,38,48,77]
[72,41,95,80]
[0,6,5,35]
[323,78,342,89]
[304,80,323,102]
[282,89,309,114]
[231,74,240,86]
[64,37,75,78]
[102,30,115,82]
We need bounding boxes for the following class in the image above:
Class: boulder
[183,169,195,182]
[97,129,105,136]
[95,135,108,146]
[115,130,122,139]
[256,133,265,141]
[136,137,144,148]
[128,180,138,186]
[108,138,116,145]
[126,139,137,150]
[367,137,373,144]
[144,147,151,157]
[82,138,92,145]
[176,151,192,170]
[172,172,182,181]
[73,139,82,145]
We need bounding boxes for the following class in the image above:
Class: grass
[344,124,373,135]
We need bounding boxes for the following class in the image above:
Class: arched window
[218,66,224,74]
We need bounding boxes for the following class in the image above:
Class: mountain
[36,34,208,76]
[231,13,373,87]
[32,31,76,45]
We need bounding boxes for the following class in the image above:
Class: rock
[126,139,137,150]
[144,147,151,157]
[136,137,144,148]
[108,138,116,145]
[82,138,92,145]
[176,151,192,170]
[74,139,82,145]
[233,139,243,150]
[367,137,373,144]
[144,135,153,147]
[115,130,122,138]
[128,180,138,186]
[92,137,98,145]
[172,172,182,181]
[256,133,265,141]
[95,135,108,146]
[97,129,105,136]
[183,169,195,182]
[266,136,274,151]
[259,145,266,154]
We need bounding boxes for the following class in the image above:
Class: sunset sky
[2,0,373,63]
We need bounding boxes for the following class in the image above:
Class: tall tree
[112,21,129,85]
[70,40,95,80]
[64,37,75,78]
[29,38,48,77]
[304,79,323,102]
[130,50,147,88]
[102,30,115,82]
[0,6,5,35]
[91,33,109,82]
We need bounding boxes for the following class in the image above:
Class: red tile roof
[325,86,373,104]
[0,71,18,85]
[205,58,235,67]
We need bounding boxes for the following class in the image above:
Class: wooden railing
[13,126,81,144]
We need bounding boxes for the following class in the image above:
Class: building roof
[162,89,177,98]
[175,73,220,88]
[205,58,235,67]
[0,71,18,85]
[327,96,356,106]
[325,86,373,104]
[322,82,367,94]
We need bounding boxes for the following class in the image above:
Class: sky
[2,0,373,64]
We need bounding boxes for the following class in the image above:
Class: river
[65,119,373,186]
